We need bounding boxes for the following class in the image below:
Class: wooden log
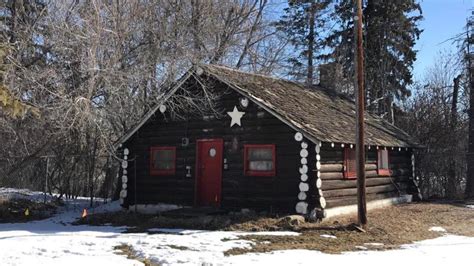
[324,183,407,198]
[320,172,344,180]
[322,177,398,191]
[325,192,399,208]
[320,164,344,172]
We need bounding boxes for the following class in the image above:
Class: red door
[195,139,223,207]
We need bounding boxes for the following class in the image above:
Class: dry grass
[0,198,58,223]
[227,202,474,255]
[78,202,474,255]
[114,244,160,266]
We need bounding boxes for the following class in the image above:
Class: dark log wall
[123,77,303,212]
[318,144,414,208]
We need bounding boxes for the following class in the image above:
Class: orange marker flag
[82,208,88,218]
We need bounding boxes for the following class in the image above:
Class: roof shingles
[202,64,419,148]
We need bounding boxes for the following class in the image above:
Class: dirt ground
[77,202,474,255]
[0,198,58,223]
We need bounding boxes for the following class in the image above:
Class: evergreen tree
[325,0,422,121]
[277,0,331,85]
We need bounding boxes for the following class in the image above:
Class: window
[244,144,276,176]
[150,146,176,175]
[377,149,390,176]
[344,147,357,179]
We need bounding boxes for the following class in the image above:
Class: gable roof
[116,64,419,149]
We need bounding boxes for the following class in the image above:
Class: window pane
[248,148,273,160]
[153,149,175,170]
[378,150,389,169]
[155,150,174,161]
[249,161,273,171]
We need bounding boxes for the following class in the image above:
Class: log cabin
[115,64,422,219]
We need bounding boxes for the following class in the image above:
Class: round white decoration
[159,104,167,113]
[300,174,308,182]
[122,175,128,183]
[124,148,129,155]
[299,182,309,192]
[298,192,307,201]
[299,165,308,174]
[301,142,308,149]
[240,97,249,108]
[300,149,308,158]
[294,132,303,141]
[209,148,217,157]
[121,161,128,169]
[300,157,307,165]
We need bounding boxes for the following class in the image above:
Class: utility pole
[355,0,367,226]
[466,12,474,199]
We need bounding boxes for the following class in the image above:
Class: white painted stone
[316,154,321,161]
[299,165,308,174]
[122,183,127,189]
[350,144,353,149]
[319,197,327,208]
[317,171,321,178]
[331,143,335,148]
[300,157,307,165]
[122,175,128,183]
[295,201,308,214]
[124,155,128,160]
[316,161,321,170]
[124,148,129,155]
[299,182,309,192]
[301,142,308,149]
[300,174,308,182]
[316,178,322,189]
[315,145,320,153]
[123,170,127,175]
[120,190,127,198]
[121,160,128,169]
[341,144,345,148]
[119,198,124,205]
[159,104,167,113]
[300,149,308,158]
[294,132,303,141]
[298,191,307,201]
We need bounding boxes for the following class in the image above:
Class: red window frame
[344,147,357,179]
[150,146,176,175]
[377,149,390,176]
[244,144,276,176]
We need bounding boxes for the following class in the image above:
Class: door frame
[194,138,224,207]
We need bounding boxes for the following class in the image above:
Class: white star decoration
[227,106,245,127]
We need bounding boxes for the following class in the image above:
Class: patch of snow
[128,203,184,214]
[1,191,474,265]
[0,187,55,202]
[320,234,337,239]
[429,226,447,233]
[364,243,384,246]
[466,205,474,209]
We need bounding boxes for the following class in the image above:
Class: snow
[467,205,474,209]
[429,226,447,232]
[320,234,337,239]
[1,187,474,266]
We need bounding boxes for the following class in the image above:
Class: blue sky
[413,0,473,79]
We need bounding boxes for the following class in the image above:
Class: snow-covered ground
[1,188,474,266]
